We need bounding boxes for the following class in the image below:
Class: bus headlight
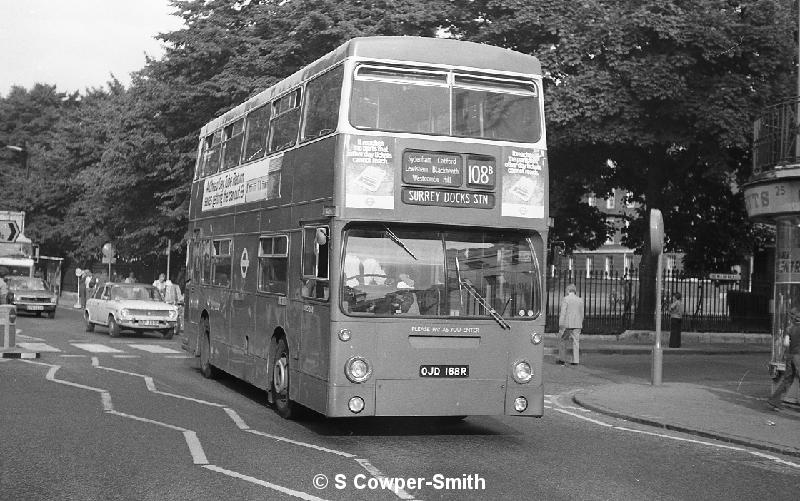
[530,332,542,345]
[345,357,372,383]
[512,360,532,383]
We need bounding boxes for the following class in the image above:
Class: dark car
[4,276,58,318]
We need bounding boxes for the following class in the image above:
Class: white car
[85,282,179,339]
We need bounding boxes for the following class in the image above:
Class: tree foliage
[0,0,795,308]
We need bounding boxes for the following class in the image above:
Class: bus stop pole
[652,252,664,386]
[650,209,664,386]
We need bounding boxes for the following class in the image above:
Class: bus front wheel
[199,319,218,379]
[271,337,296,419]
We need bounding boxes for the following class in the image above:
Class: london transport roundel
[240,248,250,278]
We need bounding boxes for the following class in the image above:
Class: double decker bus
[184,36,548,419]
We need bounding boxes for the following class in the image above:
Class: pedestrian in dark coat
[668,292,683,348]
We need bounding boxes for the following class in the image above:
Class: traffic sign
[0,221,19,242]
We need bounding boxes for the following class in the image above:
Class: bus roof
[201,36,542,136]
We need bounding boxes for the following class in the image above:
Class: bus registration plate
[419,365,469,378]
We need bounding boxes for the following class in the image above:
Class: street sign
[649,209,664,256]
[0,221,19,242]
[709,273,741,281]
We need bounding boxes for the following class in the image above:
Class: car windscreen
[110,285,163,301]
[6,277,48,291]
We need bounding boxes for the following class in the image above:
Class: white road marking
[356,458,417,500]
[89,357,408,499]
[547,397,800,469]
[71,343,125,353]
[203,465,329,501]
[17,333,44,341]
[59,354,88,358]
[16,342,61,352]
[22,358,334,500]
[112,355,141,359]
[164,355,193,359]
[127,344,182,354]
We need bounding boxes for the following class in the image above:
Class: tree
[443,0,796,325]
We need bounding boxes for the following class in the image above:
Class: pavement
[547,331,800,459]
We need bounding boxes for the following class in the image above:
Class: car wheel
[108,315,120,337]
[47,310,56,319]
[199,318,217,379]
[271,337,296,419]
[162,328,175,340]
[85,312,95,332]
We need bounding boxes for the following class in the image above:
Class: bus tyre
[199,320,218,379]
[108,316,120,337]
[85,313,94,332]
[271,337,296,419]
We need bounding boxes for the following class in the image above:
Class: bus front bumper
[326,379,544,418]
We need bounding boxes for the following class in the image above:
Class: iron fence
[545,269,771,335]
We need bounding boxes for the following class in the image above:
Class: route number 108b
[467,163,495,187]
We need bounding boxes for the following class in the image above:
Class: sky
[0,0,185,97]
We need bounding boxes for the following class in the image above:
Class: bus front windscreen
[350,66,541,142]
[341,226,541,319]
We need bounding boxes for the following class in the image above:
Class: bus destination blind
[402,188,494,209]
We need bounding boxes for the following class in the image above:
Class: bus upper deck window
[453,75,541,142]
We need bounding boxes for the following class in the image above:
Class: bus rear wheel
[199,319,217,379]
[271,337,296,419]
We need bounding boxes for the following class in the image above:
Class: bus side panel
[229,226,259,380]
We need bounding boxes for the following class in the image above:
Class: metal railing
[546,269,771,334]
[753,97,800,174]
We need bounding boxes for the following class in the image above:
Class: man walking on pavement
[768,306,800,410]
[558,284,584,365]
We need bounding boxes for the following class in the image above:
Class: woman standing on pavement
[668,292,683,348]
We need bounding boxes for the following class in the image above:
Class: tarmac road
[0,305,797,500]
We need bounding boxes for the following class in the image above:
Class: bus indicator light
[348,396,365,414]
[338,329,352,342]
[514,397,528,412]
[530,332,542,345]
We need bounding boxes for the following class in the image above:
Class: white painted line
[59,354,88,358]
[183,431,209,465]
[245,429,357,458]
[71,343,125,353]
[356,458,416,500]
[112,355,141,359]
[16,343,61,352]
[547,399,800,469]
[203,464,329,501]
[18,334,44,341]
[128,344,182,354]
[0,358,10,362]
[164,355,193,359]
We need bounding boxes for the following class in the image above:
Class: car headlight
[168,309,178,320]
[512,360,533,384]
[119,308,131,319]
[345,357,372,383]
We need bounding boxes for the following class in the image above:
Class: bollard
[1,305,38,359]
[1,304,18,350]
